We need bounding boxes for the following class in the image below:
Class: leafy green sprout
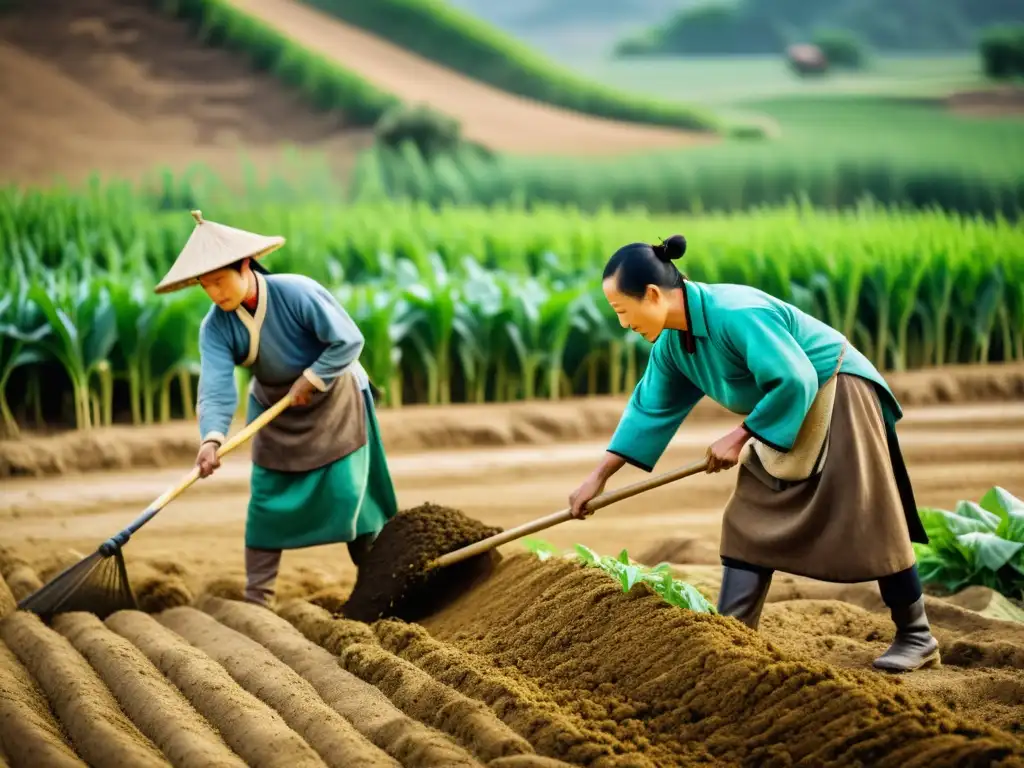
[520,538,717,614]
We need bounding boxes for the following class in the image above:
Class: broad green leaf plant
[914,486,1024,600]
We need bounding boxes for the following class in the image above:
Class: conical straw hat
[154,210,286,294]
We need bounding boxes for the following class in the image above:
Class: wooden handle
[428,457,710,569]
[147,395,293,515]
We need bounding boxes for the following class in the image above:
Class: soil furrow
[0,611,170,768]
[198,596,482,768]
[0,640,85,768]
[375,620,656,767]
[52,612,247,768]
[420,555,1024,766]
[277,598,378,654]
[339,640,535,762]
[105,610,325,768]
[155,605,391,768]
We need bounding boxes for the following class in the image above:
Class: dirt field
[946,86,1024,118]
[1,363,1023,762]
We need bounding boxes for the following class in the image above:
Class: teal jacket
[607,280,902,473]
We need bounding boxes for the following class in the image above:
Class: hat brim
[154,238,285,295]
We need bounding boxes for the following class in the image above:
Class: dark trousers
[720,556,923,607]
[244,533,376,605]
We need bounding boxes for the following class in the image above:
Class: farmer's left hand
[706,425,751,473]
[288,375,317,407]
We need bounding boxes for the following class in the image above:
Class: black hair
[602,234,687,299]
[228,257,270,275]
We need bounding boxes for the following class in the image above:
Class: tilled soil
[0,553,1022,767]
[2,395,1024,765]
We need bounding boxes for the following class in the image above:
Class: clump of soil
[134,575,193,613]
[418,554,1024,766]
[341,504,503,623]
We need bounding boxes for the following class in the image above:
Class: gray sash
[250,372,367,473]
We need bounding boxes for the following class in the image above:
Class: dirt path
[224,0,712,154]
[3,401,1023,595]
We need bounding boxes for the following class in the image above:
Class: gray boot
[717,566,773,630]
[873,595,941,673]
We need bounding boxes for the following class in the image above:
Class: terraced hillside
[0,0,373,188]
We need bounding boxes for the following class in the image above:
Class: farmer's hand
[569,473,606,520]
[706,425,751,473]
[196,442,221,478]
[288,375,317,407]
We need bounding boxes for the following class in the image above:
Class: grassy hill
[617,0,1024,57]
[292,0,726,132]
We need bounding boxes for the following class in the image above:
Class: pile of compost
[340,503,503,623]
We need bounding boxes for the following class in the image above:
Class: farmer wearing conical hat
[568,234,940,674]
[156,210,398,606]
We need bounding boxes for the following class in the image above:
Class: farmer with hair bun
[155,210,398,607]
[569,233,940,674]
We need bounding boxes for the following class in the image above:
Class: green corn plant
[0,283,50,437]
[399,254,464,406]
[339,282,418,408]
[452,258,518,404]
[28,276,118,430]
[136,292,205,424]
[574,287,632,397]
[109,279,152,425]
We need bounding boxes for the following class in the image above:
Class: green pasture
[570,54,989,105]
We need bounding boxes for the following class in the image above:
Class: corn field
[1,194,1022,436]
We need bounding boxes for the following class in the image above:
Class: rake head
[17,543,137,622]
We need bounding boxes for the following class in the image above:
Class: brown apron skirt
[249,372,367,473]
[720,374,918,583]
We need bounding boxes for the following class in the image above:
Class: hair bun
[653,234,686,262]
